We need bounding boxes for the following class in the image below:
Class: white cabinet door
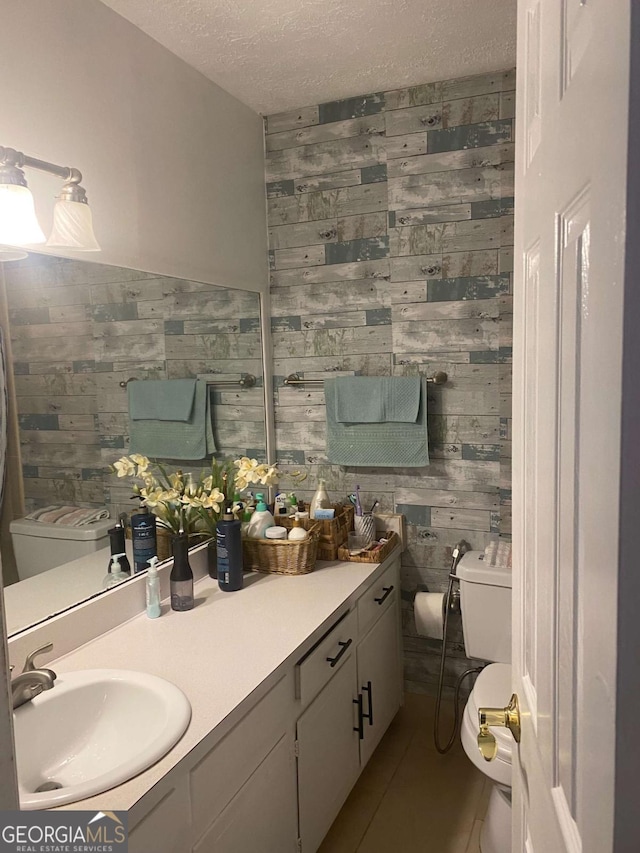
[297,653,360,853]
[192,733,298,853]
[357,591,402,768]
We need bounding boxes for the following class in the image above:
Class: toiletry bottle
[131,504,157,573]
[245,499,276,539]
[146,556,162,618]
[310,478,331,519]
[170,531,194,611]
[288,518,309,542]
[102,553,129,589]
[274,492,288,517]
[217,509,243,592]
[107,522,131,575]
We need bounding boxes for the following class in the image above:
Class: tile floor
[318,692,490,853]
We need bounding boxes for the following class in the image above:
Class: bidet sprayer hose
[433,542,482,754]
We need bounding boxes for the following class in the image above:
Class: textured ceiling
[100,0,517,115]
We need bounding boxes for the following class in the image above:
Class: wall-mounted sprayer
[433,542,484,754]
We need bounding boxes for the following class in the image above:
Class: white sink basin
[14,669,191,809]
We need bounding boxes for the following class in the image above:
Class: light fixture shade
[0,184,46,245]
[46,199,101,251]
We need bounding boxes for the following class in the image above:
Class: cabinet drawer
[357,560,398,639]
[296,609,357,707]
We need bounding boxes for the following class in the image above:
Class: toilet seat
[460,663,513,787]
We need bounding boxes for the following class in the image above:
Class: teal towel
[129,378,196,421]
[326,377,429,467]
[334,376,421,423]
[129,379,216,460]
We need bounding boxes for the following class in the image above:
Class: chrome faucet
[10,642,57,710]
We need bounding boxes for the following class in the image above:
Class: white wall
[1,0,268,292]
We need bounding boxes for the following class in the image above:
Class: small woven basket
[242,522,321,575]
[337,531,400,563]
[280,504,354,561]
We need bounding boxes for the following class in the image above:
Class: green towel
[326,377,429,467]
[333,376,421,423]
[129,379,216,460]
[129,378,196,421]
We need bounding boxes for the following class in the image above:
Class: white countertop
[48,554,395,814]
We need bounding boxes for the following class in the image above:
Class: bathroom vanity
[12,550,401,853]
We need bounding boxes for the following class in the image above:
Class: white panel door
[513,1,631,851]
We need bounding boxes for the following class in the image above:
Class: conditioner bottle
[217,509,243,592]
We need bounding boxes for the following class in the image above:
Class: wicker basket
[280,504,354,561]
[337,531,400,563]
[242,522,321,575]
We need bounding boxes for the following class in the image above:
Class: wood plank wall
[265,69,515,695]
[1,256,265,521]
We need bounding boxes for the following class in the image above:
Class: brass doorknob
[477,693,521,762]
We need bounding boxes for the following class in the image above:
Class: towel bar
[283,371,447,387]
[120,375,257,389]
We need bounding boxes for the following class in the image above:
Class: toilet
[456,551,514,853]
[10,516,113,580]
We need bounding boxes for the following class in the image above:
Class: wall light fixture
[0,145,100,261]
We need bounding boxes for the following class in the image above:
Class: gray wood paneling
[265,67,515,696]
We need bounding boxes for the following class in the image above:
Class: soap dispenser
[107,520,131,576]
[146,556,162,618]
[103,553,129,589]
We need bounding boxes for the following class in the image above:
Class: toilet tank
[457,550,512,663]
[10,517,113,580]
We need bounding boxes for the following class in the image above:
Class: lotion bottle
[146,556,162,618]
[288,517,309,542]
[310,478,331,519]
[245,499,275,539]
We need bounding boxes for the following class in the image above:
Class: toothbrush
[369,500,379,514]
[355,484,363,517]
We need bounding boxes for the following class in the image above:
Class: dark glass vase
[207,538,217,579]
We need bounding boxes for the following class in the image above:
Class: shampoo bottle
[310,479,331,519]
[217,509,243,592]
[107,521,131,576]
[131,505,157,573]
[146,556,162,618]
[170,532,194,611]
[102,553,129,589]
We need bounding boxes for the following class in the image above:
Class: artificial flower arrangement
[112,454,280,536]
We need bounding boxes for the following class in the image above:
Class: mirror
[0,251,267,636]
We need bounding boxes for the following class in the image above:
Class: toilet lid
[469,663,514,753]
